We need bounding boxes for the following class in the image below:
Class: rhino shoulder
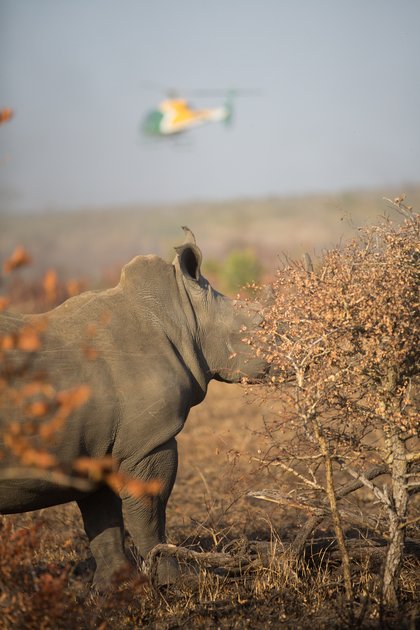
[119,255,174,291]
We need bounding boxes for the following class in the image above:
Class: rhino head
[172,227,267,385]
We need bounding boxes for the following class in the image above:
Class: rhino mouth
[214,358,269,385]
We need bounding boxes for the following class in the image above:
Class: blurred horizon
[2,186,419,284]
[1,0,420,214]
[1,181,418,216]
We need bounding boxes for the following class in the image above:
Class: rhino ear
[180,226,196,245]
[174,244,202,281]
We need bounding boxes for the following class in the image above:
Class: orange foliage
[0,107,14,125]
[0,321,47,352]
[66,278,86,297]
[1,334,14,350]
[72,455,116,477]
[16,327,41,352]
[3,246,31,273]
[83,345,99,360]
[0,296,10,311]
[39,385,91,441]
[56,384,91,410]
[73,457,163,498]
[42,269,58,302]
[20,448,58,469]
[106,472,162,499]
[28,400,50,417]
[20,381,55,399]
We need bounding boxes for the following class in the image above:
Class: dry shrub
[0,515,151,630]
[2,246,32,274]
[250,199,419,608]
[0,517,79,629]
[1,245,87,313]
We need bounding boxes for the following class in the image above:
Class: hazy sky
[1,0,419,212]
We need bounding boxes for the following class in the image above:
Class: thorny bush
[250,199,419,608]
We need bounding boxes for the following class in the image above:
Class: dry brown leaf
[73,455,116,478]
[1,335,14,350]
[20,448,58,469]
[0,296,10,311]
[3,246,31,273]
[43,269,58,302]
[56,384,91,410]
[28,400,50,417]
[17,329,41,352]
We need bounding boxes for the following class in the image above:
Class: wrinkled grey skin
[0,228,267,589]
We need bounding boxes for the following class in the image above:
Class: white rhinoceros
[0,228,267,588]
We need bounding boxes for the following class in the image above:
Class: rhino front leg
[121,438,179,585]
[77,485,128,590]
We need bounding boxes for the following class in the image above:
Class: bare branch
[291,463,389,556]
[336,458,392,508]
[251,456,324,491]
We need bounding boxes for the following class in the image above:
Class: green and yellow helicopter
[140,88,257,138]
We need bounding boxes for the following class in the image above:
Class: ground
[1,382,418,629]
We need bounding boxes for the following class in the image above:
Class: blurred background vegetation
[2,187,419,301]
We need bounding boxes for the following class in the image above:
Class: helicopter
[141,90,234,137]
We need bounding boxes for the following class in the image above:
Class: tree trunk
[313,420,353,602]
[382,430,408,608]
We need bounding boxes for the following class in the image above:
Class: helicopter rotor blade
[140,81,180,97]
[140,82,261,98]
[188,88,262,97]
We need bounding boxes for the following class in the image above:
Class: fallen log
[145,535,419,587]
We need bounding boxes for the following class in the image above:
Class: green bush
[221,249,262,293]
